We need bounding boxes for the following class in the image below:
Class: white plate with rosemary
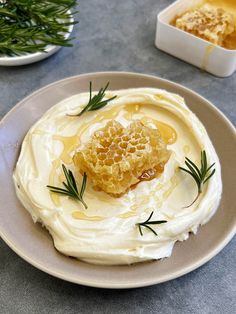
[0,72,235,289]
[0,1,77,66]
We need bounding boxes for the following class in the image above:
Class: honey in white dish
[172,1,236,50]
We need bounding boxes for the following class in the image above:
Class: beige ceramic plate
[0,72,235,289]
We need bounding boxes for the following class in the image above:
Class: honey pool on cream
[13,88,222,265]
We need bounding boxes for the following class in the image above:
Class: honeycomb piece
[73,120,171,196]
[173,4,235,46]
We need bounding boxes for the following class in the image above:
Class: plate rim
[0,71,236,289]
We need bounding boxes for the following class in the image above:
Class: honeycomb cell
[120,142,128,149]
[114,155,122,162]
[104,159,113,166]
[128,147,135,153]
[73,120,171,196]
[98,153,106,161]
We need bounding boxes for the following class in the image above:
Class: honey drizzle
[123,103,141,119]
[53,134,80,164]
[140,117,177,144]
[163,175,179,199]
[72,211,104,221]
[202,44,215,70]
[118,210,136,218]
[183,145,190,154]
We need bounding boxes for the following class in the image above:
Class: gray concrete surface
[0,0,235,313]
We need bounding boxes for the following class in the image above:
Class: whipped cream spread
[13,88,222,265]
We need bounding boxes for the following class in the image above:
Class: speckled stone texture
[0,0,235,313]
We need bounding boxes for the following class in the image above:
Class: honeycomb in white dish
[73,120,171,196]
[173,4,235,47]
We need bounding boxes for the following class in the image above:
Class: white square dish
[155,0,236,77]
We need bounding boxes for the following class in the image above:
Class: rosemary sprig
[70,82,117,116]
[0,0,78,56]
[47,164,88,209]
[179,150,216,208]
[136,211,167,236]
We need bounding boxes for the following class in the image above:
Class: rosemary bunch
[0,0,78,56]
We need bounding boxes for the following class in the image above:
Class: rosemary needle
[136,211,167,236]
[179,150,216,208]
[47,164,88,209]
[69,81,117,116]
